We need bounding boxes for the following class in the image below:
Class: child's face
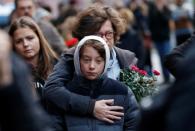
[80,46,105,80]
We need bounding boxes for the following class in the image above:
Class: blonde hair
[119,8,135,31]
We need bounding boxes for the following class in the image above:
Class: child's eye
[85,59,90,62]
[96,59,104,63]
[83,58,91,62]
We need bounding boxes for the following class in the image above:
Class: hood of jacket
[74,35,110,78]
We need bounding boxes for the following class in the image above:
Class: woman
[8,16,58,99]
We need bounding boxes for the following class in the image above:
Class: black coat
[138,44,195,131]
[117,28,145,68]
[0,54,52,131]
[164,34,195,78]
[43,47,137,115]
[148,2,171,42]
[49,75,139,131]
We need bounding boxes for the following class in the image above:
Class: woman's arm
[44,53,94,115]
[44,52,124,122]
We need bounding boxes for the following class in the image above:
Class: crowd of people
[1,0,195,131]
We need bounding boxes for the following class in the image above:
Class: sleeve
[46,102,66,131]
[43,53,95,115]
[0,54,52,131]
[115,47,138,68]
[50,114,65,131]
[127,51,138,66]
[164,35,195,78]
[123,88,140,131]
[165,57,195,131]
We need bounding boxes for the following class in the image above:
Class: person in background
[47,36,139,131]
[170,0,193,46]
[128,0,153,75]
[0,29,52,131]
[117,8,145,69]
[137,32,195,131]
[8,16,58,102]
[14,0,66,56]
[52,1,78,34]
[164,32,195,79]
[44,3,139,124]
[61,16,78,48]
[0,0,14,28]
[147,0,173,83]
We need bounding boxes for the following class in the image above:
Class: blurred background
[1,0,195,87]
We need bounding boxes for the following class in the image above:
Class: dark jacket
[148,2,171,42]
[164,34,195,78]
[43,46,137,115]
[49,75,139,131]
[137,44,195,131]
[0,54,52,131]
[46,36,139,131]
[117,28,145,68]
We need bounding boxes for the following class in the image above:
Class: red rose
[139,70,147,76]
[153,70,160,76]
[131,65,139,72]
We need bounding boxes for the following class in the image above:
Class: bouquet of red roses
[120,65,160,102]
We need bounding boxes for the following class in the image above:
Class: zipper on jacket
[89,82,95,97]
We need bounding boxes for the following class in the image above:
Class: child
[49,35,139,131]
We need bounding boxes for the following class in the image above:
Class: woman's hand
[0,30,12,86]
[93,99,124,123]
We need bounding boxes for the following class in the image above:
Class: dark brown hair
[79,40,106,61]
[73,3,125,44]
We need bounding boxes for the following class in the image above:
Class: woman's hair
[8,16,58,80]
[72,3,125,43]
[79,40,106,61]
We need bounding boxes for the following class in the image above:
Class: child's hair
[79,39,106,61]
